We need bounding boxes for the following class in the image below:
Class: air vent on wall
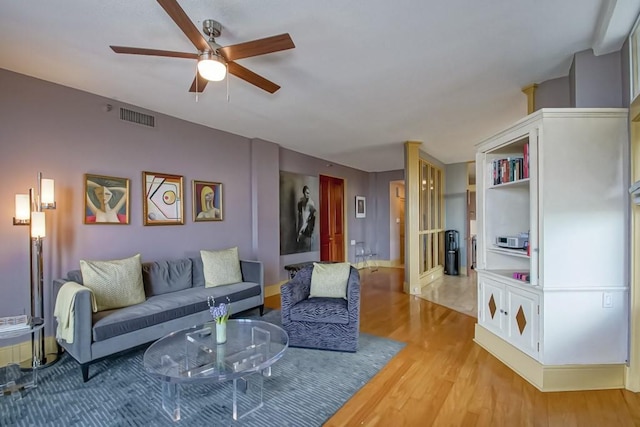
[119,107,155,128]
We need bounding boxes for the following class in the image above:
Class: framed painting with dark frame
[84,173,130,225]
[143,171,184,225]
[355,195,366,218]
[192,180,223,222]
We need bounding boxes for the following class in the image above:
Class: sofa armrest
[55,282,94,364]
[240,260,263,286]
[346,267,361,323]
[240,260,264,303]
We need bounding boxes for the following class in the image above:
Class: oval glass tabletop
[143,319,289,384]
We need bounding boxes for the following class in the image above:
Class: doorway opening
[390,180,405,267]
[466,161,477,276]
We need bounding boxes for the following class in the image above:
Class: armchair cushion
[310,262,350,299]
[290,297,349,324]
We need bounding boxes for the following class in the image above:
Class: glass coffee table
[143,319,288,421]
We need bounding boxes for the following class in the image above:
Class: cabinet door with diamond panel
[506,288,539,359]
[479,276,505,336]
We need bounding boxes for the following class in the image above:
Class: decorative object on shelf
[84,174,130,224]
[142,171,184,225]
[208,296,231,344]
[192,180,223,222]
[12,172,60,369]
[355,196,366,219]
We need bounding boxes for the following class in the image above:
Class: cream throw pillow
[79,254,145,311]
[310,262,351,299]
[201,247,243,287]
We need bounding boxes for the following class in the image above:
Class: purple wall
[371,170,404,261]
[536,76,571,110]
[573,49,623,108]
[0,69,376,339]
[278,148,372,277]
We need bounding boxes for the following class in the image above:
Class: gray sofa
[52,256,264,382]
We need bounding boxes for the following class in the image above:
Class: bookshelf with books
[474,108,629,391]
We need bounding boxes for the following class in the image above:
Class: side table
[0,317,44,399]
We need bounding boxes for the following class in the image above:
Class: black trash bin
[444,230,459,275]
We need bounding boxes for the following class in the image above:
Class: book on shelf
[0,315,30,332]
[490,156,525,185]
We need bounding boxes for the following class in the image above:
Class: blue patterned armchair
[280,264,360,352]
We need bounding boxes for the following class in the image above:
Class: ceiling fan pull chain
[195,62,199,102]
[226,67,230,103]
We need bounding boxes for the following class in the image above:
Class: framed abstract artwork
[143,171,184,225]
[84,174,130,224]
[355,196,366,218]
[192,180,223,222]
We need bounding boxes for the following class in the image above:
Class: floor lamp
[13,172,59,369]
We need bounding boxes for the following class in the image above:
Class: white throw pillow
[79,254,145,311]
[201,247,243,287]
[309,262,351,299]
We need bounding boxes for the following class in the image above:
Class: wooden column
[521,84,538,114]
[404,141,421,294]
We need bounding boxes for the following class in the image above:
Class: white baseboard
[474,324,625,392]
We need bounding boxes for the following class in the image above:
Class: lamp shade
[15,194,30,221]
[41,178,55,205]
[31,211,46,238]
[197,53,227,81]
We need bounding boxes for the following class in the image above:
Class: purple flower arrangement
[207,296,231,324]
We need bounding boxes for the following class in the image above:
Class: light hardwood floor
[418,271,477,318]
[265,267,640,427]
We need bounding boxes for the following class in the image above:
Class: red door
[320,175,345,262]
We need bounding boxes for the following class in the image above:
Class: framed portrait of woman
[192,180,223,222]
[143,171,184,225]
[84,174,130,224]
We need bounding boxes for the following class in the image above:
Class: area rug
[2,309,405,426]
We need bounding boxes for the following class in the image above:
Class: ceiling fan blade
[157,0,210,52]
[110,46,198,59]
[220,34,295,61]
[227,62,280,94]
[188,73,209,93]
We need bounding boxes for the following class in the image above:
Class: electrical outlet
[603,292,613,308]
[350,240,356,246]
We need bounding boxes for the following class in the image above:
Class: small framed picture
[355,196,366,218]
[143,171,184,225]
[84,174,130,225]
[192,180,223,221]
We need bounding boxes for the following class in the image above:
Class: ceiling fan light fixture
[197,52,226,81]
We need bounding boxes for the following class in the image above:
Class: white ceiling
[1,1,639,171]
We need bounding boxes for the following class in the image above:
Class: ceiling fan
[110,0,295,94]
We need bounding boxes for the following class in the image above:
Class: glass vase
[216,322,227,344]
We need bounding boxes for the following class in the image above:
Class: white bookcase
[474,109,629,390]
